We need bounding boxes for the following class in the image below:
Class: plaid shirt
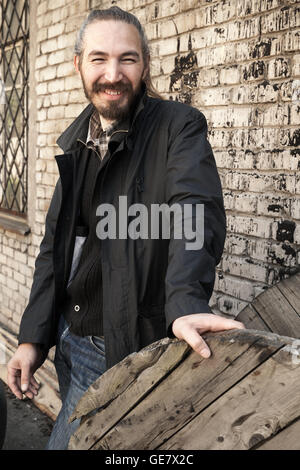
[86,109,121,160]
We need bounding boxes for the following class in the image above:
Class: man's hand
[172,313,245,358]
[7,343,44,400]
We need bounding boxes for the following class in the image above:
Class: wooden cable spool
[68,273,300,450]
[236,272,300,338]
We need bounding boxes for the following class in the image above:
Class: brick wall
[0,0,299,342]
[90,0,300,318]
[0,0,89,337]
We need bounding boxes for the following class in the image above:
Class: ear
[74,55,80,74]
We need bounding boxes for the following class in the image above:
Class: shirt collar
[86,111,120,146]
[86,84,146,146]
[57,82,147,153]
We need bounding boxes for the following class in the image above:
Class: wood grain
[236,272,300,338]
[256,418,300,450]
[159,344,300,450]
[69,337,190,426]
[69,330,297,450]
[276,273,300,316]
[252,285,300,337]
[236,304,271,332]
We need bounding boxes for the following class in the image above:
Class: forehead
[83,20,143,56]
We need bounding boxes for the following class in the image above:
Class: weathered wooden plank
[256,418,300,450]
[69,339,190,449]
[70,337,190,424]
[276,273,300,316]
[158,344,300,450]
[251,285,300,337]
[236,304,271,332]
[70,330,294,450]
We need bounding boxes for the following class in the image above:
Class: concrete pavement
[2,383,53,450]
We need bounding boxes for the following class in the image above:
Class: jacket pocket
[67,226,88,286]
[89,335,106,357]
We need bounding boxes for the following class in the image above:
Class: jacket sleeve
[18,179,62,350]
[164,109,226,337]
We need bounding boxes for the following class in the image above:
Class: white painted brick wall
[0,0,299,336]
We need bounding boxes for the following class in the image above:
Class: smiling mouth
[103,90,123,98]
[104,90,122,95]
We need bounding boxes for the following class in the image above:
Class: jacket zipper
[77,138,102,161]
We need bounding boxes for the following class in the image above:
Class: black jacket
[18,88,226,369]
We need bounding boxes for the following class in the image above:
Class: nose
[104,59,123,83]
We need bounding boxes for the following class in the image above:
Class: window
[0,0,29,216]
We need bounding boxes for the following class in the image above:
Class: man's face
[74,20,148,122]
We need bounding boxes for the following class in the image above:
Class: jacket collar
[56,82,148,153]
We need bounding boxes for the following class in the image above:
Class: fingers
[24,389,36,400]
[201,316,245,333]
[20,362,31,394]
[30,375,40,389]
[21,366,41,399]
[7,344,43,400]
[23,378,40,399]
[28,376,40,397]
[8,361,40,400]
[8,372,40,400]
[172,313,246,360]
[181,326,211,359]
[172,313,244,339]
[7,366,23,400]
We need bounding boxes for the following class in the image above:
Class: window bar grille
[0,0,29,216]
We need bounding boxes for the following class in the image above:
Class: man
[7,7,244,449]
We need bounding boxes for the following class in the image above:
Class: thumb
[21,363,31,393]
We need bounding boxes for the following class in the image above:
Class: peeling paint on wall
[169,34,199,104]
[276,220,296,243]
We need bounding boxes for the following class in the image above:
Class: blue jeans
[45,315,107,450]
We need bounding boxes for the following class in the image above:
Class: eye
[92,58,105,63]
[121,58,136,63]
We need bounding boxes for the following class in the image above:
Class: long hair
[74,7,163,100]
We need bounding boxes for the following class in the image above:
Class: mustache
[92,81,132,93]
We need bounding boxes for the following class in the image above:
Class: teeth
[105,90,121,95]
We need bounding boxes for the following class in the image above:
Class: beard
[81,74,142,122]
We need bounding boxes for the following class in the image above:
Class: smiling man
[7,7,244,449]
[77,20,146,124]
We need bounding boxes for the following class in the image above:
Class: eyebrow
[88,50,141,59]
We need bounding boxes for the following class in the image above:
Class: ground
[2,383,53,450]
